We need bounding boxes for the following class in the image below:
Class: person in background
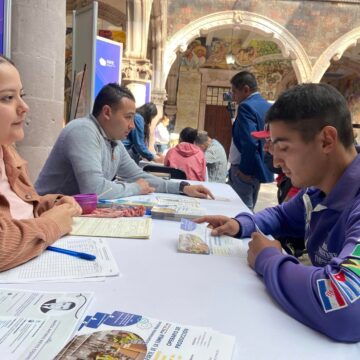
[165,127,206,181]
[196,83,360,342]
[195,131,227,183]
[251,128,300,203]
[228,71,273,211]
[35,83,213,200]
[0,55,82,272]
[154,115,170,154]
[122,102,163,164]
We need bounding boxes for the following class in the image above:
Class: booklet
[150,204,206,221]
[146,195,205,221]
[178,219,248,257]
[55,309,235,360]
[0,288,93,360]
[70,217,152,239]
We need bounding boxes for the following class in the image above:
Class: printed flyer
[0,289,93,360]
[55,309,235,359]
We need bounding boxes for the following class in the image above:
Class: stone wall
[167,0,360,61]
[175,68,202,132]
[12,0,66,181]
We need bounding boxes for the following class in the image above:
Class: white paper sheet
[71,217,152,238]
[0,236,119,283]
[0,288,93,360]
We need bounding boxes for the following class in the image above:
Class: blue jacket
[235,154,360,342]
[232,93,273,183]
[122,113,154,161]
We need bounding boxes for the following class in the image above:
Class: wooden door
[204,104,232,157]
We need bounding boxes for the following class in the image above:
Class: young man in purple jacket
[196,83,360,342]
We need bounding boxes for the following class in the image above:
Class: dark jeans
[155,144,169,154]
[228,165,260,211]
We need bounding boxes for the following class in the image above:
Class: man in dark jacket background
[228,71,273,211]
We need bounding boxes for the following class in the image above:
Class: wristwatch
[179,181,190,194]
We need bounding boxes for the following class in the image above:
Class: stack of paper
[55,309,235,360]
[70,217,152,239]
[0,236,119,283]
[178,219,248,256]
[0,288,93,360]
[150,196,206,221]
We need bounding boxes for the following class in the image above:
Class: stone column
[164,54,180,120]
[11,0,66,182]
[125,0,152,59]
[122,0,153,106]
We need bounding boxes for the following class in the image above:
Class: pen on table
[46,246,96,261]
[98,187,113,198]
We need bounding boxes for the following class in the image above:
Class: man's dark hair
[137,102,158,143]
[266,83,354,147]
[179,127,198,144]
[92,83,135,117]
[231,71,257,91]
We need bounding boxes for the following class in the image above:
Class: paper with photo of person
[0,288,93,360]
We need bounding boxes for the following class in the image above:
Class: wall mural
[332,76,360,143]
[180,37,295,100]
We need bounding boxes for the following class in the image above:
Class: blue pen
[47,246,96,261]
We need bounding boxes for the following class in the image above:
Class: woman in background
[122,102,163,164]
[0,55,81,272]
[154,115,170,154]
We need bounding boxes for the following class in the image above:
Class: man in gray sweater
[35,84,213,200]
[195,131,228,183]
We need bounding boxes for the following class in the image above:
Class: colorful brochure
[178,219,248,256]
[55,309,235,360]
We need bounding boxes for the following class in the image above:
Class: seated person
[164,127,206,181]
[0,55,81,271]
[195,131,227,183]
[122,102,163,164]
[35,84,212,200]
[196,83,360,342]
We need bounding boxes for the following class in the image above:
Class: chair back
[143,165,187,180]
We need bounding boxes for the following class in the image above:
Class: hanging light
[226,53,235,65]
[226,27,235,65]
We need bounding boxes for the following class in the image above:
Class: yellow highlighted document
[71,217,152,239]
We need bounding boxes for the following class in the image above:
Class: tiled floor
[254,182,278,213]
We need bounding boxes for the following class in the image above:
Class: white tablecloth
[5,183,360,359]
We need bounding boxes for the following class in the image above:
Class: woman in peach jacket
[0,55,81,272]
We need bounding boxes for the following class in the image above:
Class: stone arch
[162,10,312,89]
[312,27,360,83]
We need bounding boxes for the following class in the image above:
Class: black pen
[47,246,96,261]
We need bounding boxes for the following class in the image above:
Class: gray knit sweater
[35,115,180,199]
